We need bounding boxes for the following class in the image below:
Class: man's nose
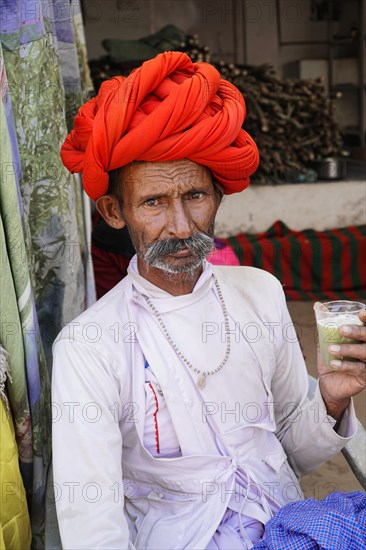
[166,201,195,239]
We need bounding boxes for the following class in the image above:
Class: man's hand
[318,309,366,423]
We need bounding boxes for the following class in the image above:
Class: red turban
[61,51,259,200]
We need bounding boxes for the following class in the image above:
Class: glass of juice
[313,301,365,370]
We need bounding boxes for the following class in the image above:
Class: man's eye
[189,192,204,200]
[144,198,159,207]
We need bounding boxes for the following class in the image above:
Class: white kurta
[52,259,356,549]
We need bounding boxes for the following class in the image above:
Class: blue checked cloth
[253,491,366,549]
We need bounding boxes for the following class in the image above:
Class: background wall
[81,0,236,61]
[81,0,361,68]
[215,180,366,235]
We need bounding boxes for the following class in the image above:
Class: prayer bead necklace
[141,277,231,389]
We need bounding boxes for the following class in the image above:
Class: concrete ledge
[215,180,366,237]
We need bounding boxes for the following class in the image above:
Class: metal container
[314,157,347,180]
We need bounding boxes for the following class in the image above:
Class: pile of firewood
[183,34,345,182]
[89,33,346,182]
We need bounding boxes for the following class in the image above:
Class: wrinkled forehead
[121,159,211,183]
[119,160,214,197]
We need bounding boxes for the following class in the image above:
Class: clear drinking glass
[313,300,365,370]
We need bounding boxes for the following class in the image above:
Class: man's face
[116,159,221,275]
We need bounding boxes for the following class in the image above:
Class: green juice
[317,316,363,370]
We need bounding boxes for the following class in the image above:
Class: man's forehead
[121,160,212,185]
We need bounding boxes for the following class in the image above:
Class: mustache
[143,233,214,264]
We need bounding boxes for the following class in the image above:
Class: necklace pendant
[197,375,206,390]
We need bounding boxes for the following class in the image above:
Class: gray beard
[147,255,204,276]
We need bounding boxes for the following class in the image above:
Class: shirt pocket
[143,381,181,458]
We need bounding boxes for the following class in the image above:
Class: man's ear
[95,195,126,229]
[213,181,224,206]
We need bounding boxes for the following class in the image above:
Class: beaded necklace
[141,277,231,389]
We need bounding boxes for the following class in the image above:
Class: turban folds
[61,51,259,200]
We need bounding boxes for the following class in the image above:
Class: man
[54,52,365,549]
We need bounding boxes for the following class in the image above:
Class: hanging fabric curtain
[0,1,94,547]
[0,346,32,550]
[0,0,91,367]
[0,43,51,548]
[54,0,96,306]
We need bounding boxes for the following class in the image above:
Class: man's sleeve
[52,337,134,549]
[270,281,357,477]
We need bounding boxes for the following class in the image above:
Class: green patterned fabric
[0,1,94,546]
[0,45,51,548]
[1,3,86,367]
